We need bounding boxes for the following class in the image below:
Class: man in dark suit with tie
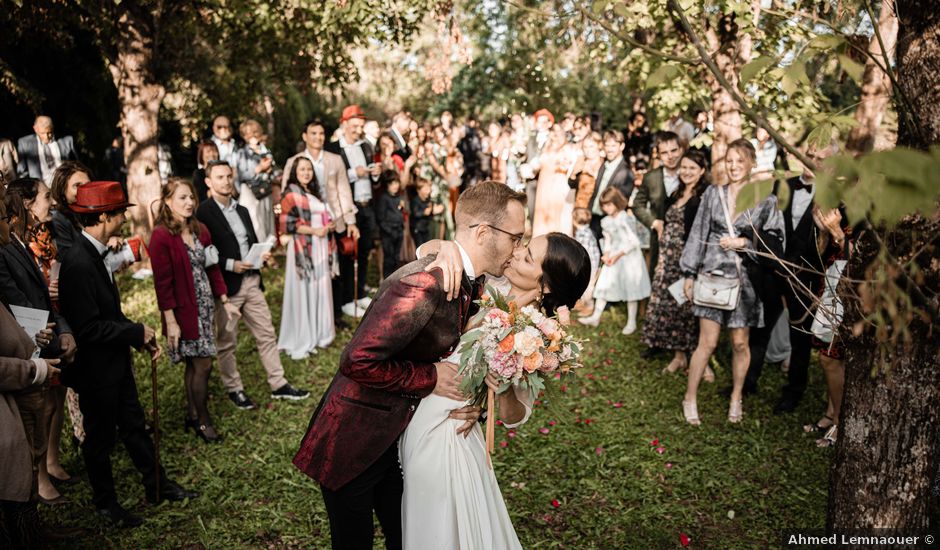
[586,130,635,240]
[294,181,526,550]
[388,111,412,161]
[633,131,685,275]
[742,142,845,412]
[16,116,78,183]
[58,181,196,527]
[196,161,309,410]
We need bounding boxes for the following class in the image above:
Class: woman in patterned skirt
[642,150,710,377]
[150,178,233,443]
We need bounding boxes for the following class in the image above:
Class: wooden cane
[486,387,495,469]
[150,354,160,503]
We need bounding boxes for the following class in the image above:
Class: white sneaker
[356,296,372,308]
[131,268,153,280]
[341,302,365,318]
[621,322,637,335]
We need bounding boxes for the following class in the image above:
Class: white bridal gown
[399,348,535,549]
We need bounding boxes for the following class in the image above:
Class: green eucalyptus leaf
[740,56,775,87]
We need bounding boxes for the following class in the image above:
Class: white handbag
[204,244,220,267]
[692,186,742,311]
[811,260,848,343]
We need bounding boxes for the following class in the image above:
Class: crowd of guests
[0,106,853,543]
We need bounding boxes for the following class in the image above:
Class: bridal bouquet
[456,287,584,462]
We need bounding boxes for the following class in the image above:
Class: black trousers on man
[320,443,403,550]
[77,368,164,509]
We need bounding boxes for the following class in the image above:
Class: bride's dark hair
[539,233,591,316]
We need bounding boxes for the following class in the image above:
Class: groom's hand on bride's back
[433,361,466,401]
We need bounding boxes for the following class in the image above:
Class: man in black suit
[58,181,196,527]
[388,111,412,161]
[325,105,381,317]
[16,116,78,183]
[633,131,685,275]
[586,130,634,241]
[196,161,309,411]
[743,142,843,412]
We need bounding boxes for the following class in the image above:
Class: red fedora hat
[69,181,135,214]
[340,104,366,123]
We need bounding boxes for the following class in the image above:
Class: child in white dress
[579,187,651,334]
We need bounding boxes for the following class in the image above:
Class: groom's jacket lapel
[294,254,467,491]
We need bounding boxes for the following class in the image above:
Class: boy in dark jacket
[409,177,441,248]
[376,170,405,278]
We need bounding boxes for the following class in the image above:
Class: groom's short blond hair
[454,181,526,230]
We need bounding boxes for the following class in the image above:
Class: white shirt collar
[338,135,361,148]
[82,230,109,256]
[454,240,477,280]
[605,156,622,170]
[305,149,324,163]
[214,196,237,212]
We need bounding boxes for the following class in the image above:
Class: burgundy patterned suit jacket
[293,255,478,491]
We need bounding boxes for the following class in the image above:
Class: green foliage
[43,268,832,548]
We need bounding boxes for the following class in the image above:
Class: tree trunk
[704,2,757,183]
[108,9,164,244]
[845,0,898,155]
[827,0,940,533]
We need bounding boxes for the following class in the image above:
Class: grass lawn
[45,263,832,549]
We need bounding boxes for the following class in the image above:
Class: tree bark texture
[827,0,940,534]
[845,0,898,154]
[108,9,165,243]
[703,4,757,184]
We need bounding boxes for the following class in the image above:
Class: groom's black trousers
[320,442,403,550]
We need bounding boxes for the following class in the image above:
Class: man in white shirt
[325,105,381,318]
[16,116,78,183]
[634,131,685,274]
[210,116,237,165]
[363,120,380,149]
[587,130,634,239]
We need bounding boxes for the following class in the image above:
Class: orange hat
[533,108,555,125]
[340,105,366,123]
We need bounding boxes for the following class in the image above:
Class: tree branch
[666,0,816,170]
[575,5,701,65]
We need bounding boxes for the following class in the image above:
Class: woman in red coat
[150,178,232,443]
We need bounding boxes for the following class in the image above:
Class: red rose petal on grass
[539,427,550,435]
[601,375,608,380]
[650,438,659,446]
[495,419,503,426]
[608,347,616,353]
[656,447,665,454]
[507,430,516,439]
[554,372,562,379]
[551,499,560,508]
[548,420,556,426]
[499,440,508,448]
[606,399,611,405]
[265,402,274,410]
[665,463,673,469]
[680,533,691,546]
[560,384,568,393]
[584,418,593,425]
[604,358,613,366]
[595,446,604,455]
[586,373,596,380]
[534,399,542,405]
[613,402,622,408]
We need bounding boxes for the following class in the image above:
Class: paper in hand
[668,279,688,306]
[244,242,274,269]
[9,305,49,359]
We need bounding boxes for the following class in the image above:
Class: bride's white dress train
[399,349,534,549]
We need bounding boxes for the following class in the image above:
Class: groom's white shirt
[454,240,477,281]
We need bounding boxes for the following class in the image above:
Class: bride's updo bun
[539,233,591,316]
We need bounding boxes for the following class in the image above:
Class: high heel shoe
[682,400,701,426]
[728,400,743,423]
[194,424,223,444]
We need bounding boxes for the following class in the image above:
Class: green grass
[45,264,832,549]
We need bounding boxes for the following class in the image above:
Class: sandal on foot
[803,415,834,434]
[728,400,743,423]
[682,400,701,426]
[816,425,838,447]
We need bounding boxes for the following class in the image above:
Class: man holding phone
[325,105,381,318]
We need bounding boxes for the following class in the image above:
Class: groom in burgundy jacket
[294,181,527,550]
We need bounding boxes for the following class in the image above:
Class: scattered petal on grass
[507,431,516,439]
[665,463,673,469]
[584,418,593,425]
[539,427,551,435]
[727,510,735,520]
[551,499,560,508]
[680,533,691,547]
[613,402,622,408]
[265,402,274,410]
[499,440,509,448]
[650,438,659,446]
[495,420,503,426]
[560,384,567,393]
[604,358,613,366]
[656,447,665,454]
[548,420,556,426]
[554,372,562,380]
[595,446,604,455]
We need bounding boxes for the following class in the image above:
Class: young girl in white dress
[277,157,335,359]
[579,186,651,334]
[403,233,592,549]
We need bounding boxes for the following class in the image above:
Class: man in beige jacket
[282,118,359,328]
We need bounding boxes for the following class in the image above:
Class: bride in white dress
[400,233,592,549]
